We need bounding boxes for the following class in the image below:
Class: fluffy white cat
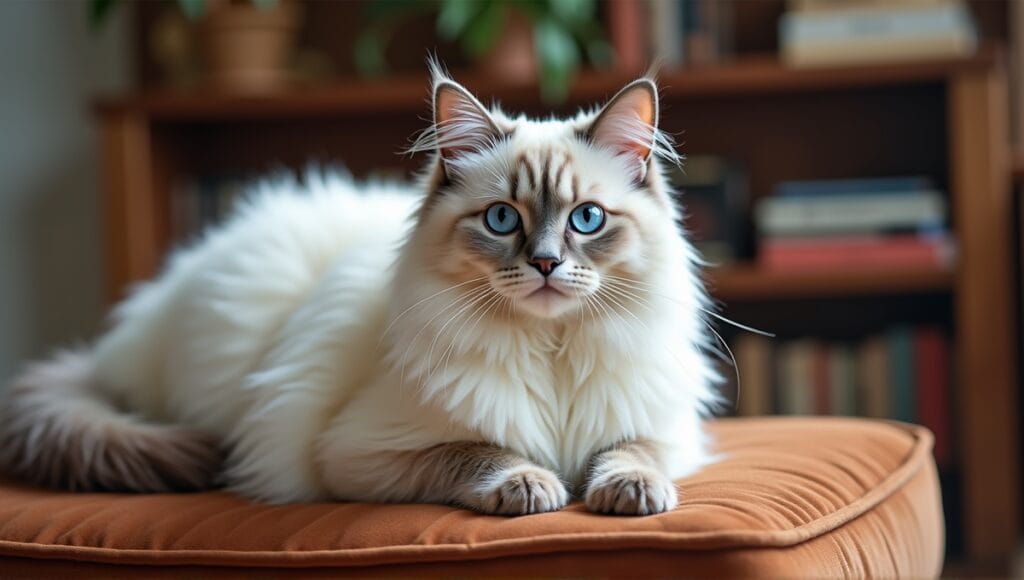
[0,65,720,515]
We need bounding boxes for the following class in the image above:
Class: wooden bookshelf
[96,49,999,121]
[95,52,1018,568]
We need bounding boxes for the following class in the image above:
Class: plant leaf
[437,0,480,40]
[534,17,579,103]
[550,0,594,25]
[461,2,502,58]
[178,0,206,20]
[88,0,117,31]
[354,29,388,76]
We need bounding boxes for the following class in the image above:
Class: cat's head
[408,65,684,320]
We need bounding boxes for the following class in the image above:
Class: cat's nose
[528,256,562,276]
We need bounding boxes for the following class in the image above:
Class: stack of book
[754,176,954,271]
[733,327,952,466]
[609,0,733,70]
[779,0,977,68]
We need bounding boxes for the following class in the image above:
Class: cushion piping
[0,421,933,569]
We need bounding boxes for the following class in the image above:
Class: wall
[0,2,132,381]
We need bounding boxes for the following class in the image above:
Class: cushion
[0,417,943,577]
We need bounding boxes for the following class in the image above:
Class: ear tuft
[432,80,501,172]
[588,79,661,182]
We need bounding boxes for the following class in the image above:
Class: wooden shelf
[94,49,1000,122]
[705,263,955,301]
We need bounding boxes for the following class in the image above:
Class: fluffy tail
[0,350,221,492]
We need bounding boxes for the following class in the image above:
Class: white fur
[47,79,721,504]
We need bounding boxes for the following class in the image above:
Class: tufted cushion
[0,417,943,577]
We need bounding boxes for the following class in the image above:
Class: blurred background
[0,0,1021,574]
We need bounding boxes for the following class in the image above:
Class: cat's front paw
[585,467,678,516]
[477,465,569,515]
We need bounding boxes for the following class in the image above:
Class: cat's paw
[585,467,678,516]
[477,464,569,515]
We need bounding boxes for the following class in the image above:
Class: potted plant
[355,0,611,102]
[91,0,301,93]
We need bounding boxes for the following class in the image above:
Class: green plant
[355,0,611,102]
[88,0,278,30]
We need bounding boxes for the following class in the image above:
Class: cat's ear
[432,78,501,173]
[587,79,660,182]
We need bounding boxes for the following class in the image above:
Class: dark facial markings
[464,227,512,261]
[582,225,626,263]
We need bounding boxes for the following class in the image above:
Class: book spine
[914,327,952,465]
[650,0,684,68]
[782,3,972,45]
[760,234,953,270]
[887,327,916,423]
[857,335,890,419]
[774,176,933,197]
[829,345,857,415]
[735,334,773,416]
[813,343,831,415]
[756,192,946,236]
[608,0,646,72]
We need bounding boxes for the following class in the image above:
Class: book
[755,191,946,237]
[650,0,684,68]
[759,233,955,270]
[735,334,774,416]
[812,343,831,415]
[669,156,750,265]
[790,0,952,13]
[774,176,933,198]
[887,327,916,423]
[828,345,858,415]
[914,327,952,465]
[857,335,890,418]
[780,2,976,68]
[777,340,815,415]
[608,0,646,72]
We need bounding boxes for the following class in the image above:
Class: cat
[0,63,721,516]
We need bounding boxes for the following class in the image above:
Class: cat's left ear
[587,79,659,183]
[433,79,502,175]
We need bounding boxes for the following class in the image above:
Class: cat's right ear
[432,79,501,174]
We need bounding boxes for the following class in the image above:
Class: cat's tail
[0,349,221,492]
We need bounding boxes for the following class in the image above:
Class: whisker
[704,322,741,412]
[435,291,504,382]
[603,275,775,338]
[424,286,495,375]
[379,275,488,348]
[399,284,492,383]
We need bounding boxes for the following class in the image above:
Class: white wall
[0,1,132,381]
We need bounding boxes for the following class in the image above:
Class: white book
[755,191,946,236]
[780,2,976,67]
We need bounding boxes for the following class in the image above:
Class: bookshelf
[95,51,1017,567]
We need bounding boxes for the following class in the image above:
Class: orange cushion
[0,417,942,577]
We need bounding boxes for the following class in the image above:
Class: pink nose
[529,256,562,276]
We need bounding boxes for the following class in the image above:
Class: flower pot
[200,1,300,93]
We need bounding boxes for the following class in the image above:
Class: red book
[608,0,646,72]
[914,328,951,466]
[760,234,954,271]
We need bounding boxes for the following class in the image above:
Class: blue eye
[484,203,520,234]
[569,203,605,234]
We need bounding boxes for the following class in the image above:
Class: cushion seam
[0,421,933,568]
